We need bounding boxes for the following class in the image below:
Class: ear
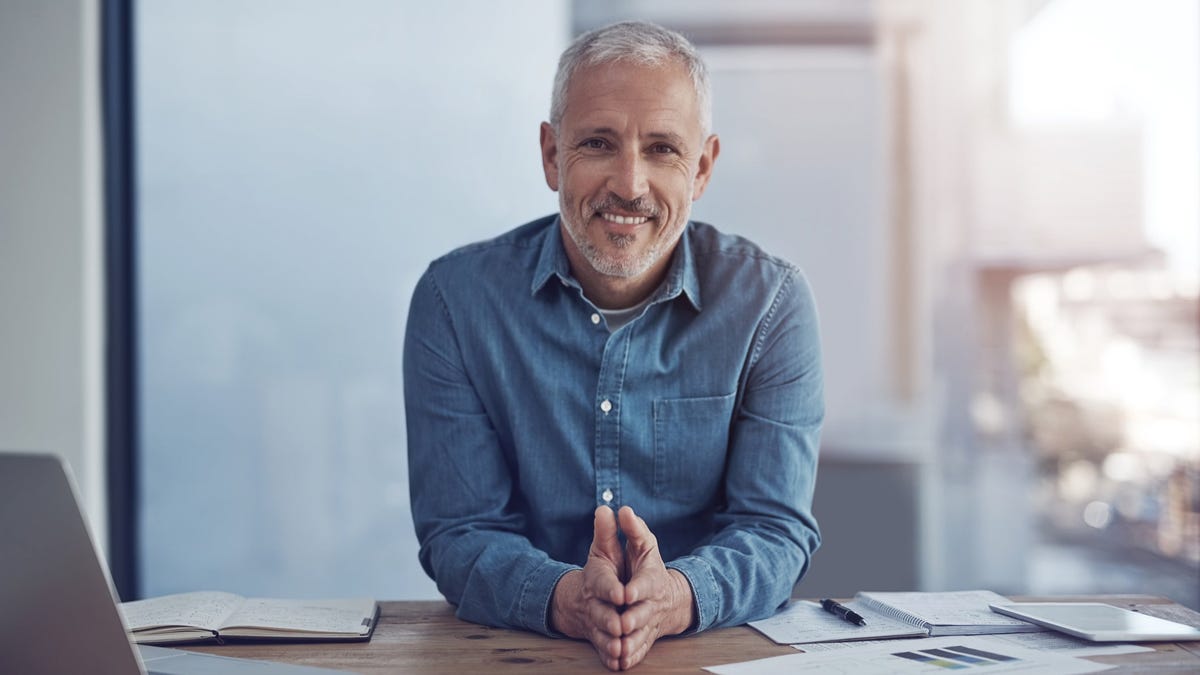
[540,122,560,192]
[691,133,720,201]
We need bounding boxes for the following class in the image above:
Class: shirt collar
[530,216,575,294]
[530,215,703,312]
[662,223,703,311]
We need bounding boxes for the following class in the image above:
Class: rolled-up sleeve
[665,268,823,632]
[404,269,577,635]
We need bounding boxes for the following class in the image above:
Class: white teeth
[601,212,649,226]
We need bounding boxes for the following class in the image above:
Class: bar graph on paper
[892,644,1019,669]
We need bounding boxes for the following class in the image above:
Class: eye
[581,138,610,151]
[650,143,678,155]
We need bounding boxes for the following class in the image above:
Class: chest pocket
[653,393,736,506]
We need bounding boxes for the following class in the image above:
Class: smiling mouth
[599,212,651,226]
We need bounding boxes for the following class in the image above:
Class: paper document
[797,632,1153,658]
[988,632,1154,657]
[705,636,1115,674]
[749,600,925,644]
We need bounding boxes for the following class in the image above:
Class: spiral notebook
[854,590,1045,636]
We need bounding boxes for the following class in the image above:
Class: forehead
[562,59,701,136]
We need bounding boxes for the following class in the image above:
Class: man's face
[540,59,719,283]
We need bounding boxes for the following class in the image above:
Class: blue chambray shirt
[404,214,823,635]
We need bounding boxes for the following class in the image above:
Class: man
[404,20,823,671]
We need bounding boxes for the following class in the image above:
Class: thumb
[618,506,664,605]
[617,506,660,560]
[590,505,623,564]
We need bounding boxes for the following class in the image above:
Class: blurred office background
[2,0,1196,609]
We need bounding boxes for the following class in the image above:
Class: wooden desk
[187,595,1200,673]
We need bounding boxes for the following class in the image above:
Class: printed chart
[891,644,1019,669]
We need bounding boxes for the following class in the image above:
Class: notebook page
[120,591,242,631]
[222,597,374,633]
[856,590,1033,629]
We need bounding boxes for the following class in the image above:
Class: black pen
[820,598,867,626]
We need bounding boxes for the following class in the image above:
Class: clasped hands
[550,505,695,671]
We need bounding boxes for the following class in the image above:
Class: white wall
[0,1,106,546]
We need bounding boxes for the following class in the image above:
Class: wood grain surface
[183,595,1200,673]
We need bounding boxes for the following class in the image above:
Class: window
[135,0,565,599]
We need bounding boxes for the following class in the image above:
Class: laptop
[0,452,354,675]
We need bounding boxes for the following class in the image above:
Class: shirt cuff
[666,555,721,633]
[518,558,580,636]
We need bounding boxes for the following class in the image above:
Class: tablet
[989,602,1200,642]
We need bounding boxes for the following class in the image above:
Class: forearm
[549,569,587,637]
[667,515,818,631]
[421,525,577,634]
[669,407,822,631]
[405,270,578,634]
[664,568,697,634]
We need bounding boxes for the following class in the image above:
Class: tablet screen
[990,603,1200,642]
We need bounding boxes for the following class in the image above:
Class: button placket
[593,324,631,511]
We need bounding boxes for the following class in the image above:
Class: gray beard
[561,216,658,278]
[559,191,689,279]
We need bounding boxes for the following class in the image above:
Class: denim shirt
[404,214,823,635]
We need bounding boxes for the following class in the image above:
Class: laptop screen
[0,452,145,675]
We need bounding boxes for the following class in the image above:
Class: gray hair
[550,20,712,137]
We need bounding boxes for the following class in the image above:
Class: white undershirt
[597,292,657,332]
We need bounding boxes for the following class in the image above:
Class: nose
[607,150,649,201]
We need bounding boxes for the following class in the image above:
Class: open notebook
[121,591,378,644]
[854,590,1044,636]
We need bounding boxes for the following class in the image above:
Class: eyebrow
[646,131,687,147]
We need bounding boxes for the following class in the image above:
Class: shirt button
[591,313,601,325]
[600,399,612,413]
[602,489,613,503]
